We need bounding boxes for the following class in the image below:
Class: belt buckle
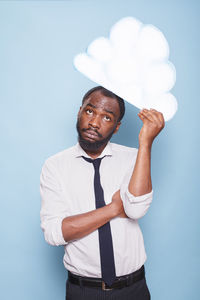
[102,281,112,291]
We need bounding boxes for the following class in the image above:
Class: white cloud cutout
[74,17,177,121]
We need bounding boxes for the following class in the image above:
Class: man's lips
[83,129,100,140]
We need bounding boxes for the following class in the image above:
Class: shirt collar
[74,142,112,159]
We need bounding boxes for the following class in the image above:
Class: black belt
[68,265,145,291]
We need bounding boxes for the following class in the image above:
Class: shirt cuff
[120,185,153,219]
[123,187,153,204]
[42,217,68,246]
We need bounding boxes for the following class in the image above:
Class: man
[40,86,164,300]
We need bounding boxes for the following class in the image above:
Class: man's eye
[86,109,93,114]
[104,115,111,121]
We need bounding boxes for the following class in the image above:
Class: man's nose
[89,115,100,129]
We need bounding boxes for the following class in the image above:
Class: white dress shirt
[40,142,153,277]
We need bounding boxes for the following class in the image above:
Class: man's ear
[77,106,82,119]
[113,122,121,134]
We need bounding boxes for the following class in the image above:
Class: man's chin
[78,136,107,151]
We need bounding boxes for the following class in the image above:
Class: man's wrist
[138,141,152,151]
[108,202,120,218]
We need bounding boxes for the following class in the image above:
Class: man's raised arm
[118,108,165,220]
[128,108,165,196]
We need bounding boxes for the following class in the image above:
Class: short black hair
[82,86,125,121]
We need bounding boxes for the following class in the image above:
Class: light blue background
[0,1,199,299]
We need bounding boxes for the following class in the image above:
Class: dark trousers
[66,277,151,300]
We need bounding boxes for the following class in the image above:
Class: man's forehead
[83,91,119,112]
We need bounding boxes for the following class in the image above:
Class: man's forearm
[128,144,152,197]
[128,107,165,197]
[62,203,119,242]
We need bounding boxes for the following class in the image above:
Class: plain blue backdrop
[0,1,199,299]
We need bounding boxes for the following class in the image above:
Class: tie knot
[82,156,103,170]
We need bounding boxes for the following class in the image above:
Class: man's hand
[111,190,128,218]
[138,109,165,147]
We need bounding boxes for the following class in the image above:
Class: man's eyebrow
[86,103,116,117]
[104,109,116,117]
[86,103,96,109]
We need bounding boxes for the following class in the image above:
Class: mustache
[82,128,103,138]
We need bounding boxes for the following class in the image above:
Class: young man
[40,86,165,300]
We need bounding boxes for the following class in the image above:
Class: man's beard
[76,120,116,151]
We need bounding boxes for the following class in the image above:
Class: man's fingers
[147,109,162,124]
[138,112,151,124]
[150,109,165,127]
[138,112,146,121]
[140,109,164,128]
[112,189,121,201]
[139,109,154,123]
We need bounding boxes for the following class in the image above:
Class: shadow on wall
[111,102,140,148]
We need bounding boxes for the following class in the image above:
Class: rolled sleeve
[120,153,153,220]
[40,159,68,246]
[120,184,153,219]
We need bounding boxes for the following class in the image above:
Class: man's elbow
[120,187,153,220]
[42,229,62,246]
[124,204,150,220]
[41,220,68,246]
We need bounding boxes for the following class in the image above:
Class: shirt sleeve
[40,159,68,246]
[119,152,153,220]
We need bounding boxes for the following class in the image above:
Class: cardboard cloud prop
[74,17,177,121]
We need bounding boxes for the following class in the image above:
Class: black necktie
[82,156,116,286]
